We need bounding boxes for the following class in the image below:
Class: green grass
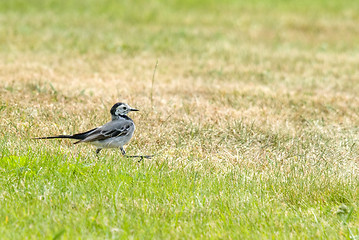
[1,0,359,239]
[1,140,357,239]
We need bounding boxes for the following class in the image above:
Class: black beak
[131,108,139,111]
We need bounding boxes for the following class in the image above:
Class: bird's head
[110,102,139,117]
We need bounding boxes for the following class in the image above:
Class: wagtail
[34,102,152,160]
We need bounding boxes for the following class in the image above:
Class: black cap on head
[110,102,124,116]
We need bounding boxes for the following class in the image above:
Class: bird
[34,102,151,160]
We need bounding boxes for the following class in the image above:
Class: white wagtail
[34,102,152,160]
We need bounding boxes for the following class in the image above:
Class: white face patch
[115,104,129,115]
[115,107,122,115]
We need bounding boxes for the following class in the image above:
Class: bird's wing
[71,127,98,139]
[76,120,133,143]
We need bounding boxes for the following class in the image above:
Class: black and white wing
[74,120,134,144]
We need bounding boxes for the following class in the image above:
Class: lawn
[1,0,359,239]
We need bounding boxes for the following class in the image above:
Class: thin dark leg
[120,147,126,156]
[96,148,102,154]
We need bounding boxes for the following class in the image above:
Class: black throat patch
[119,114,132,121]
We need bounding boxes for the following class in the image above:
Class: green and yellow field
[1,0,359,238]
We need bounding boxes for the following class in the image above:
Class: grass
[1,0,359,238]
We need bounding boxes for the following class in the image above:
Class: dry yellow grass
[2,45,359,170]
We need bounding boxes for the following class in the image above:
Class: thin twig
[125,155,154,162]
[160,111,175,127]
[150,60,158,107]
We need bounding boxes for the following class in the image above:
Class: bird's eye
[122,106,126,110]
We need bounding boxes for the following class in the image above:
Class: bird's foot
[125,155,154,162]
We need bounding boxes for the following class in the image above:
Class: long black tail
[33,127,97,141]
[33,135,83,140]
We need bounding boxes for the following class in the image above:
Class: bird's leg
[120,147,126,156]
[96,148,102,155]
